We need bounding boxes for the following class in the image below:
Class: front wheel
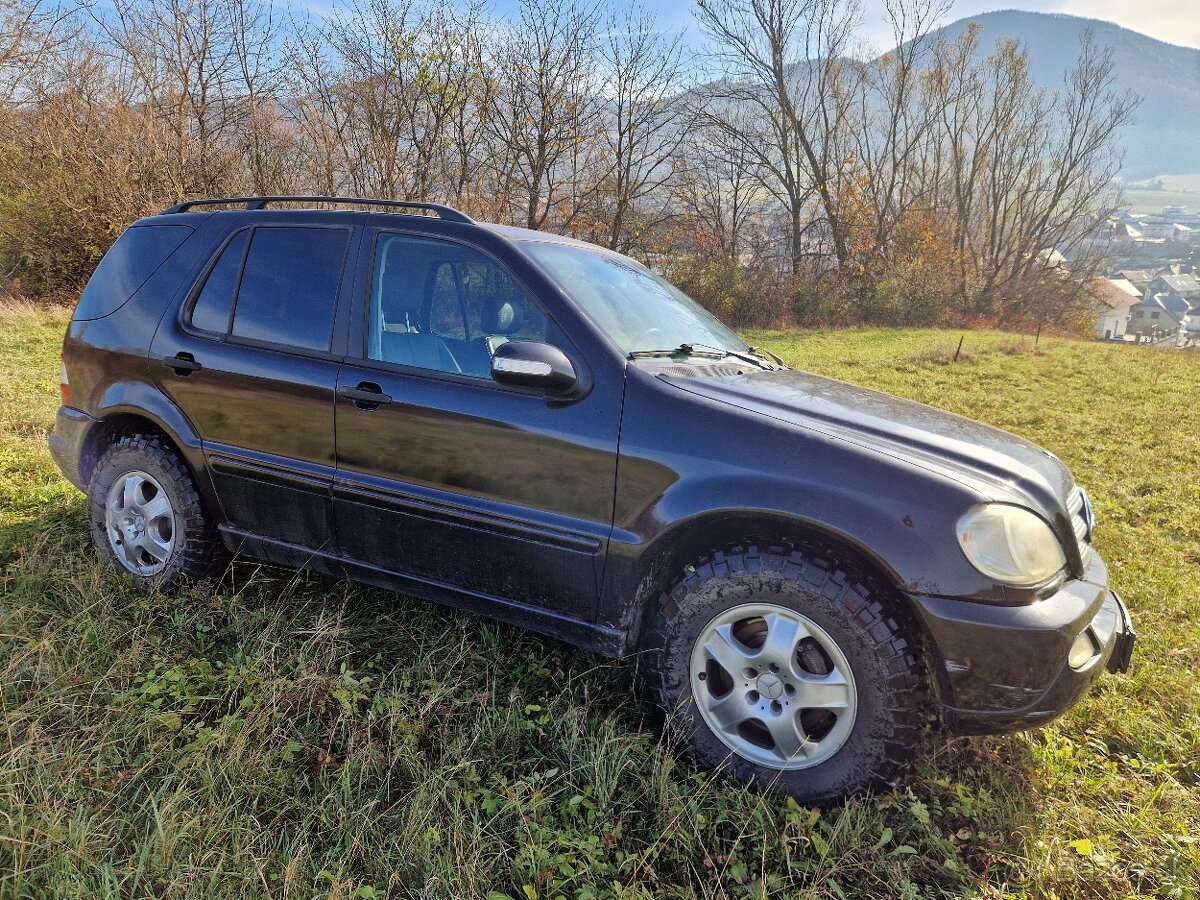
[646,545,926,804]
[87,434,223,588]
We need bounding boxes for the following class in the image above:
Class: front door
[333,230,622,621]
[151,223,354,550]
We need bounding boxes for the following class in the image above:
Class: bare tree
[483,0,602,230]
[0,0,1146,331]
[849,0,951,267]
[695,0,863,271]
[0,33,179,293]
[0,0,70,103]
[675,110,765,259]
[288,0,491,203]
[922,28,1138,320]
[227,0,291,193]
[286,23,355,195]
[597,4,688,251]
[91,0,282,196]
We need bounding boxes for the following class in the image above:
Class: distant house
[1113,268,1159,289]
[1037,247,1067,268]
[1112,222,1144,242]
[1092,278,1139,339]
[1189,305,1200,342]
[1127,294,1190,342]
[1137,223,1191,241]
[1148,273,1200,298]
[1107,277,1143,300]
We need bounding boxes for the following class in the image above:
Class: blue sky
[296,0,1199,51]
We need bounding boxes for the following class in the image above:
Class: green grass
[1115,173,1200,216]
[2,304,1198,899]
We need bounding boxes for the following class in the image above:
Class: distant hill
[921,10,1200,182]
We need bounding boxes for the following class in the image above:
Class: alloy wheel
[689,602,858,770]
[104,470,176,576]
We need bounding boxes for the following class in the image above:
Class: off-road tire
[87,434,224,588]
[645,542,926,805]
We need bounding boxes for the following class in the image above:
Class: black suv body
[50,198,1134,802]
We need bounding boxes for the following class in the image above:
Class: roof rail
[160,196,474,224]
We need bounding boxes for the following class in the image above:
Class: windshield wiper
[747,345,787,367]
[682,341,784,370]
[627,344,727,359]
[627,342,785,370]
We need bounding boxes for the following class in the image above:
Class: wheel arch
[79,389,216,519]
[624,510,916,653]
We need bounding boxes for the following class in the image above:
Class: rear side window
[187,226,349,352]
[75,224,193,321]
[231,227,349,352]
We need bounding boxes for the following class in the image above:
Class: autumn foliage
[0,0,1133,331]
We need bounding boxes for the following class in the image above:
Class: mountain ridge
[919,10,1200,181]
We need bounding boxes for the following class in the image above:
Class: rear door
[151,221,355,551]
[333,228,623,621]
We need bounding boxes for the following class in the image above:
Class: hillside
[3,301,1198,897]
[926,10,1200,182]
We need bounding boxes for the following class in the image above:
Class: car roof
[474,223,596,249]
[147,196,621,259]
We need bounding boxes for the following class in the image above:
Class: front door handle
[162,352,202,375]
[338,382,392,410]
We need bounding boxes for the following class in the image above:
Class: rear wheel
[646,544,926,804]
[87,434,223,588]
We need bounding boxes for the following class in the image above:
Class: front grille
[1067,486,1092,561]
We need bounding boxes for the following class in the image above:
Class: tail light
[60,357,73,406]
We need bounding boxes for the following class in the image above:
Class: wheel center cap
[126,514,145,538]
[756,672,784,700]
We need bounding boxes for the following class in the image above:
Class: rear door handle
[338,382,391,409]
[162,352,202,374]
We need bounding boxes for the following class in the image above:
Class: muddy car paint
[50,203,1133,740]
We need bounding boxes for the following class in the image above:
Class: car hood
[657,367,1073,508]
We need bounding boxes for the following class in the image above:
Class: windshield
[520,241,748,356]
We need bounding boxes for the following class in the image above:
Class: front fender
[600,368,1004,643]
[615,472,943,590]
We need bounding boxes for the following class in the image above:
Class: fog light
[1068,629,1099,669]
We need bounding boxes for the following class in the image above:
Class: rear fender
[88,381,220,517]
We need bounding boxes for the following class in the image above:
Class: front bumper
[908,551,1135,735]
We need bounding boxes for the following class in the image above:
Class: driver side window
[368,234,553,379]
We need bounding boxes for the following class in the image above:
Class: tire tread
[645,540,926,803]
[87,434,224,586]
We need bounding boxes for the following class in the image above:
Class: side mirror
[491,341,577,394]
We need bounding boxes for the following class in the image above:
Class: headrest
[483,298,523,335]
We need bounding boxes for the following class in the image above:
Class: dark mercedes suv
[49,197,1134,803]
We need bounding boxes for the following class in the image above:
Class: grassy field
[1,303,1197,899]
[1115,173,1200,216]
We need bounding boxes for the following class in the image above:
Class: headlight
[956,504,1067,586]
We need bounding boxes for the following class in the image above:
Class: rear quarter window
[74,224,194,321]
